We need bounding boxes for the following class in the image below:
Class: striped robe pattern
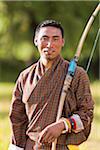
[9,55,94,149]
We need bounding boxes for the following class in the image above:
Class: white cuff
[59,118,68,133]
[71,114,84,133]
[8,144,24,150]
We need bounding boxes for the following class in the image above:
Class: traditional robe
[9,55,94,149]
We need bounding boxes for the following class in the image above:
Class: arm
[73,68,94,130]
[9,73,28,149]
[62,67,94,134]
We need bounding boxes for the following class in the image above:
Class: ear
[34,38,38,47]
[62,38,65,47]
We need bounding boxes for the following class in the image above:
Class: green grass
[0,82,14,99]
[0,83,14,150]
[0,81,100,150]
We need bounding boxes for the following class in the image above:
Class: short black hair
[34,19,64,38]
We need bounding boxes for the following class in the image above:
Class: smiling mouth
[43,48,55,54]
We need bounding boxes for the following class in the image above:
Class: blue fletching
[68,59,77,76]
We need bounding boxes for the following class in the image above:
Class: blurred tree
[0,1,99,81]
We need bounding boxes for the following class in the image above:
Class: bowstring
[86,28,100,72]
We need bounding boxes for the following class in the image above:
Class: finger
[42,131,51,143]
[38,129,47,143]
[48,137,55,144]
[47,135,54,142]
[28,132,39,141]
[33,142,42,150]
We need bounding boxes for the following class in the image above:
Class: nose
[47,40,52,48]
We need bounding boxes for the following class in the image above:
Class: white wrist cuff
[71,114,84,133]
[8,144,24,150]
[59,118,68,133]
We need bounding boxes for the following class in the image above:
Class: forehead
[37,26,62,37]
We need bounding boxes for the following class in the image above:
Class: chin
[46,56,56,61]
[42,54,58,61]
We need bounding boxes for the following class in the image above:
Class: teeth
[44,48,54,52]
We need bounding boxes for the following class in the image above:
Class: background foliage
[0,1,99,82]
[0,1,100,150]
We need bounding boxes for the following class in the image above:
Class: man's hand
[33,142,42,150]
[38,120,65,144]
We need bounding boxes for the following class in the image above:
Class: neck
[40,57,54,69]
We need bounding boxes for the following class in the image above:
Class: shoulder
[75,66,88,80]
[63,59,87,76]
[63,59,88,79]
[71,65,90,92]
[21,63,37,76]
[17,63,37,82]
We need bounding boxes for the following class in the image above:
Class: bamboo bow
[51,3,100,150]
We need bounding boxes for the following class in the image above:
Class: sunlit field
[0,81,100,150]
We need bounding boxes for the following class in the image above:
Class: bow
[52,3,100,150]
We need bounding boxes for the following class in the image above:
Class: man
[9,20,94,150]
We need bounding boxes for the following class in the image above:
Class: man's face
[35,26,64,60]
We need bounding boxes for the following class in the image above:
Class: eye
[53,37,59,41]
[41,36,48,41]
